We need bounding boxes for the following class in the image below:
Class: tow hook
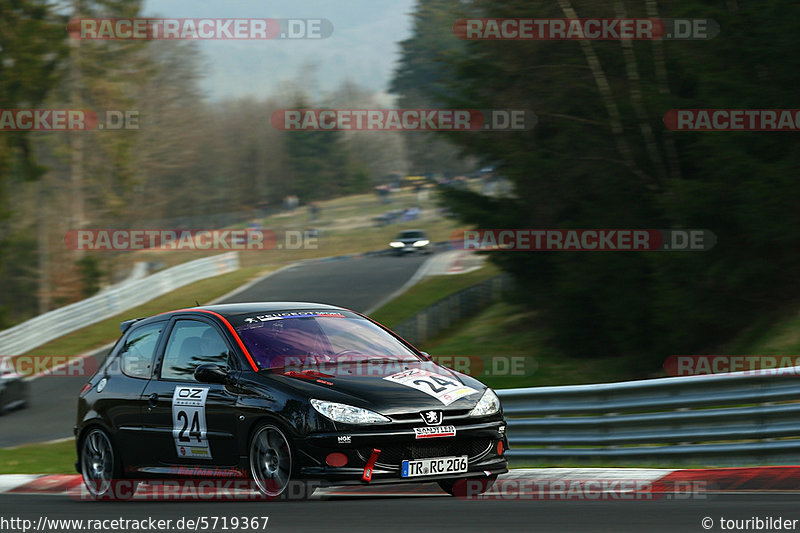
[362,448,381,482]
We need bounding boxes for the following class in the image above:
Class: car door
[140,316,240,467]
[96,320,167,467]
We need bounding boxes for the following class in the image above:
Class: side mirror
[194,364,230,384]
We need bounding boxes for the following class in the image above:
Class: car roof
[194,302,347,318]
[124,302,351,331]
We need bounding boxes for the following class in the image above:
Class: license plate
[401,455,468,478]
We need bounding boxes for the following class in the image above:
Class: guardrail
[496,368,800,466]
[0,252,239,356]
[392,274,512,345]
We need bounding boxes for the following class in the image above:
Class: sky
[142,0,418,101]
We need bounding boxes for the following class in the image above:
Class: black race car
[75,302,507,499]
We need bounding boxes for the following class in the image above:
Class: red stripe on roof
[158,308,258,372]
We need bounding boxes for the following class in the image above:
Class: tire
[438,475,497,497]
[79,427,133,500]
[249,424,294,498]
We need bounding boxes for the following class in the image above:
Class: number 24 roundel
[171,386,212,459]
[383,368,479,405]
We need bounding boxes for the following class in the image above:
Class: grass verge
[0,439,76,474]
[368,259,632,388]
[421,301,634,389]
[369,264,499,327]
[721,302,800,356]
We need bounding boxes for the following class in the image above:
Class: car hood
[259,360,486,415]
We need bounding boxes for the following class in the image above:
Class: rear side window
[119,323,164,379]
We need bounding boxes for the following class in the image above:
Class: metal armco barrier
[0,252,239,356]
[497,368,800,466]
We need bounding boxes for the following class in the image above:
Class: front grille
[389,409,472,423]
[357,438,493,468]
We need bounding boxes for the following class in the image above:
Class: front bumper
[295,419,508,483]
[392,245,429,253]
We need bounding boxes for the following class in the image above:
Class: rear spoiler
[120,318,144,333]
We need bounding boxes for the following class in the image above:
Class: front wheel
[438,475,497,497]
[249,424,294,497]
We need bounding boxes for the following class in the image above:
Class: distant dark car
[75,303,507,499]
[389,229,431,255]
[0,359,29,413]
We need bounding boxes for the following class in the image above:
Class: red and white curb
[0,474,80,494]
[4,467,800,497]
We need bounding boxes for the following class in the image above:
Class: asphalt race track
[0,253,429,447]
[217,253,430,311]
[1,493,799,532]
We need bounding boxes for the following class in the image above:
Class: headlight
[311,399,390,424]
[468,388,501,417]
[390,241,404,248]
[413,240,430,247]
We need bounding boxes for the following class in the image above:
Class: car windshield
[398,231,425,239]
[234,311,421,370]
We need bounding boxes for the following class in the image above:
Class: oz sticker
[172,386,211,459]
[383,368,479,405]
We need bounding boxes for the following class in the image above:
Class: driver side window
[160,320,230,381]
